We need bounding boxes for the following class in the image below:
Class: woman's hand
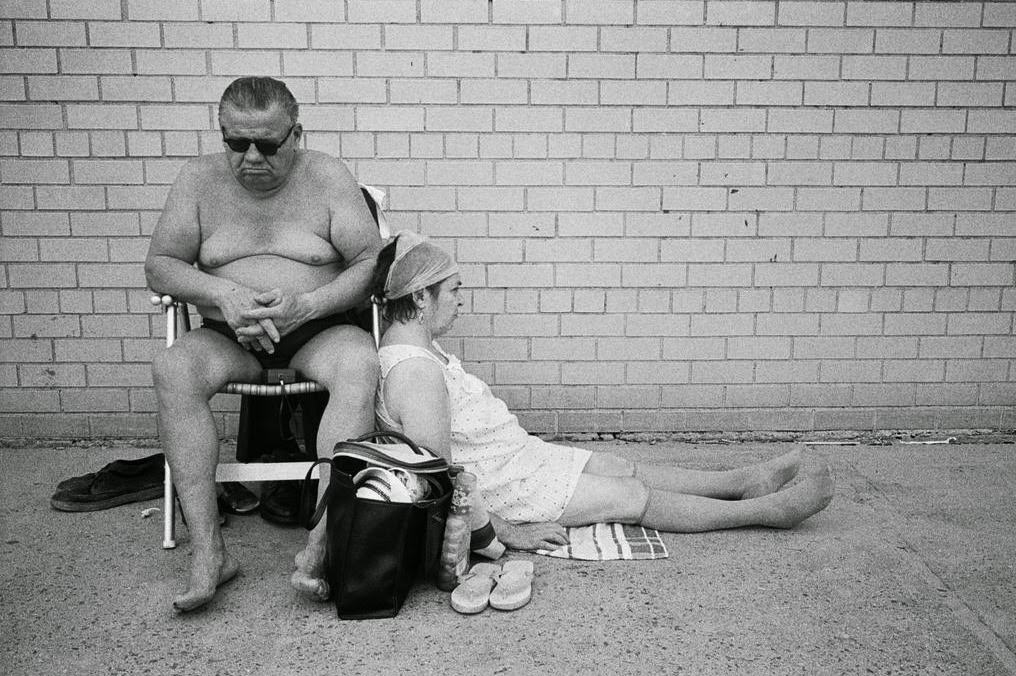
[491,514,569,551]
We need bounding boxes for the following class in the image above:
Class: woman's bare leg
[582,448,802,499]
[559,460,833,532]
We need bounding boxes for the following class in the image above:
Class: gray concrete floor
[1,440,1014,676]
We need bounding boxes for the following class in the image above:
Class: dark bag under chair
[236,369,327,463]
[302,431,453,620]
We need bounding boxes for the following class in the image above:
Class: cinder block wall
[1,1,1014,439]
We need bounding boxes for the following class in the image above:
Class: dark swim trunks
[202,313,357,369]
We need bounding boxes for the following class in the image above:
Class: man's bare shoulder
[300,150,357,188]
[172,153,230,189]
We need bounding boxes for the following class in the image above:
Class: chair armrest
[150,293,190,347]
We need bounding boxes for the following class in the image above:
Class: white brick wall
[0,1,1014,439]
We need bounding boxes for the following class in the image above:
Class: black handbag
[302,430,453,620]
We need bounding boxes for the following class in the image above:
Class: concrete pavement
[1,440,1014,675]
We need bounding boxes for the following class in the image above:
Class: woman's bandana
[383,230,459,300]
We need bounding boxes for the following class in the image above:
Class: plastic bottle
[469,492,505,560]
[436,471,475,591]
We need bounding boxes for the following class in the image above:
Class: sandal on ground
[489,560,534,611]
[450,562,500,614]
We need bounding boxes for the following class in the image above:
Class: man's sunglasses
[221,123,296,156]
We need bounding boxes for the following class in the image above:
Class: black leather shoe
[260,480,315,526]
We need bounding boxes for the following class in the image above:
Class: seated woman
[372,232,833,551]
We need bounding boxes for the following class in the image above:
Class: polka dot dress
[376,342,591,523]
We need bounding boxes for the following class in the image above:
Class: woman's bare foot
[741,448,803,499]
[290,545,329,601]
[173,551,240,613]
[758,460,834,529]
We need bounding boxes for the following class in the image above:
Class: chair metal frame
[151,184,388,549]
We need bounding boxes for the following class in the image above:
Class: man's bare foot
[290,545,329,601]
[741,448,803,499]
[759,460,834,529]
[173,552,240,613]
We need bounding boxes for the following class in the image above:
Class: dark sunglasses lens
[224,138,251,153]
[254,141,281,156]
[223,138,281,155]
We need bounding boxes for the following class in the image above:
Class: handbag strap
[352,429,429,456]
[302,457,333,530]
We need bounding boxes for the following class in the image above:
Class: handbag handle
[301,457,333,531]
[302,430,442,530]
[352,429,433,457]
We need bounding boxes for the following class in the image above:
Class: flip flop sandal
[488,560,534,611]
[450,562,501,614]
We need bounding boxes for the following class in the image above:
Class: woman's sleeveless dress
[376,342,590,523]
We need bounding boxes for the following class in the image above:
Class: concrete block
[945,360,1010,383]
[601,26,668,52]
[706,1,774,26]
[690,313,754,337]
[0,387,60,412]
[805,82,870,107]
[19,413,91,436]
[50,0,120,19]
[755,359,821,383]
[778,2,843,27]
[627,361,691,384]
[807,28,873,53]
[88,414,159,438]
[88,21,161,47]
[200,0,271,21]
[798,188,861,211]
[597,384,660,409]
[529,26,597,52]
[769,108,834,133]
[492,0,562,24]
[562,362,626,385]
[704,54,772,80]
[726,384,790,408]
[420,1,489,24]
[876,29,941,55]
[755,313,820,336]
[54,337,122,363]
[637,1,704,26]
[61,388,129,412]
[947,312,1012,336]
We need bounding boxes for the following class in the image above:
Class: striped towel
[536,523,668,561]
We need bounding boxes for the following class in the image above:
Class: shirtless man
[145,77,381,612]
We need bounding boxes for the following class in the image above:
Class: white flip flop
[488,560,534,611]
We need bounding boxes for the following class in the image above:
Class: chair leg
[162,459,177,549]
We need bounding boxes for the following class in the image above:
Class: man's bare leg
[584,448,802,499]
[288,327,378,601]
[153,330,260,612]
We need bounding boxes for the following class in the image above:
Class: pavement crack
[843,456,1016,675]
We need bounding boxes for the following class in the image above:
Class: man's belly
[196,255,343,320]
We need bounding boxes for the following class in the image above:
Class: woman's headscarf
[383,230,458,300]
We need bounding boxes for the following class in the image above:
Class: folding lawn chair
[150,184,388,548]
